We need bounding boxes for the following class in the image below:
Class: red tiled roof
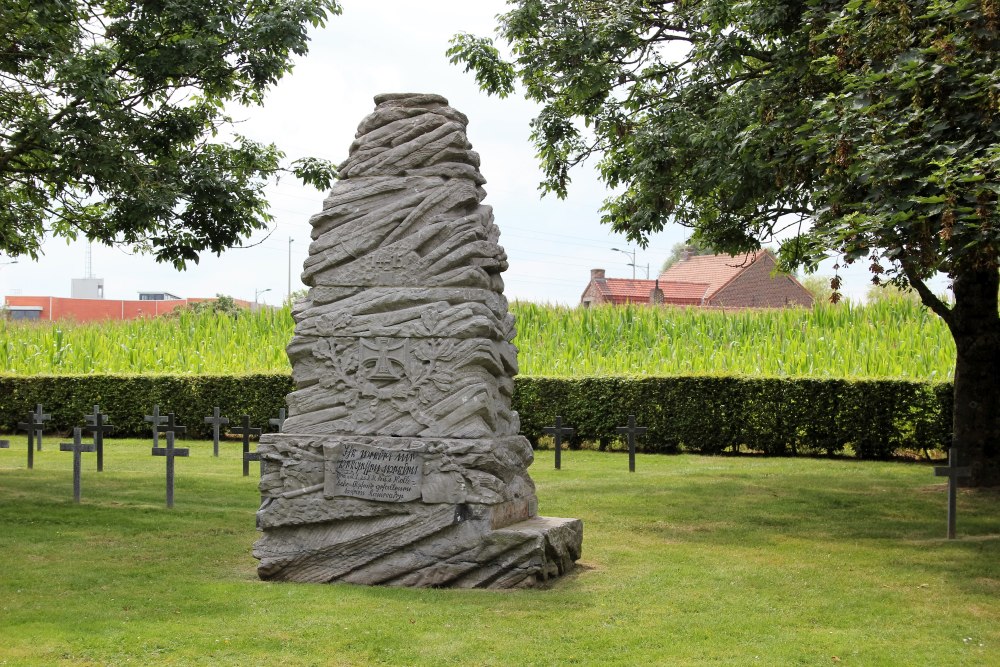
[659,281,710,304]
[592,278,658,304]
[657,250,765,300]
[589,277,709,305]
[584,250,811,308]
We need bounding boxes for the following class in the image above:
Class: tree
[285,287,309,307]
[659,239,715,273]
[1,0,340,269]
[449,0,1000,484]
[866,283,921,306]
[164,293,244,318]
[799,274,837,305]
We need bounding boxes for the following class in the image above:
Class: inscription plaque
[325,443,423,502]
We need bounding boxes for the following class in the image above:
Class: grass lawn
[0,438,997,666]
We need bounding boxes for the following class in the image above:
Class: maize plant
[0,301,954,379]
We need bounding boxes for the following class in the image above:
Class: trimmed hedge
[0,374,294,440]
[515,377,953,459]
[0,374,953,459]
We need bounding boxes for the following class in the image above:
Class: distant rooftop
[658,250,766,301]
[138,291,182,301]
[585,275,710,306]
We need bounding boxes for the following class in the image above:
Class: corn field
[0,300,954,379]
[514,300,954,380]
[0,307,291,376]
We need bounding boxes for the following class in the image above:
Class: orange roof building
[583,274,654,305]
[581,269,708,307]
[3,294,253,322]
[581,250,813,308]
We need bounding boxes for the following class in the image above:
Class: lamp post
[287,237,294,305]
[1,261,18,320]
[254,288,271,308]
[611,247,637,279]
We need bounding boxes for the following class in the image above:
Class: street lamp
[611,247,637,279]
[254,288,271,306]
[287,237,294,304]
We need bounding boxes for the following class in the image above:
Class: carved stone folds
[253,93,582,588]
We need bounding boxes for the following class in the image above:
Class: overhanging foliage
[0,0,340,267]
[449,0,1000,484]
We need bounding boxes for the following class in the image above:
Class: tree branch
[901,257,953,326]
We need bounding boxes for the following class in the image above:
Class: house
[580,270,654,306]
[580,250,813,308]
[138,290,183,301]
[580,269,708,307]
[3,294,251,322]
[658,249,813,308]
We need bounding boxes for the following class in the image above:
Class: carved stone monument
[253,93,583,587]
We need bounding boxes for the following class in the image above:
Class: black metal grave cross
[84,405,116,473]
[60,427,96,503]
[152,431,189,508]
[268,407,287,433]
[543,416,574,470]
[204,407,229,457]
[616,414,648,473]
[32,403,52,451]
[243,448,263,478]
[144,405,168,447]
[231,415,262,476]
[16,413,45,469]
[157,413,187,440]
[935,447,972,540]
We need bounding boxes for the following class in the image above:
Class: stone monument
[252,93,583,588]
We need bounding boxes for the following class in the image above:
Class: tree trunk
[948,266,1000,487]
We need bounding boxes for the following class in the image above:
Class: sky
[0,1,945,306]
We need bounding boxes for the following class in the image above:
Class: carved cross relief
[360,337,408,384]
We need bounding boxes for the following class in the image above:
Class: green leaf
[0,0,342,268]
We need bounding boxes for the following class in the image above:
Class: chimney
[680,245,694,262]
[649,279,664,305]
[591,268,606,281]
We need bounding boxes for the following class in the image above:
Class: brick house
[659,250,813,308]
[581,250,813,308]
[580,269,709,307]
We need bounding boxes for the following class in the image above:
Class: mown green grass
[1,439,997,665]
[0,299,954,379]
